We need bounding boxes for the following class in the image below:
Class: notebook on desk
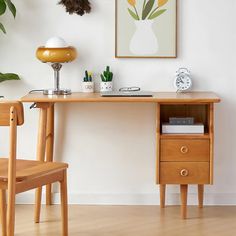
[100,91,153,97]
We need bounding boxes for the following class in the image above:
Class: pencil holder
[82,70,94,93]
[82,81,94,93]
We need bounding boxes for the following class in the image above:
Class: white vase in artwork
[129,20,159,55]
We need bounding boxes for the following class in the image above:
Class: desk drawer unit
[160,162,210,184]
[160,139,210,162]
[160,139,210,184]
[155,100,220,218]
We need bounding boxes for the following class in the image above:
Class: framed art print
[115,0,177,58]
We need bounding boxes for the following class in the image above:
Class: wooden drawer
[160,139,210,162]
[160,162,210,184]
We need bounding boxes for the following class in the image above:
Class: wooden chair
[0,101,68,236]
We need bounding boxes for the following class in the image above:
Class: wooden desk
[21,92,220,219]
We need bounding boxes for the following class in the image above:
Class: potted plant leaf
[100,66,113,92]
[0,0,20,98]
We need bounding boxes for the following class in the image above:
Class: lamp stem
[43,63,71,95]
[52,63,62,91]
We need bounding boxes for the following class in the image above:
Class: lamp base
[43,89,71,95]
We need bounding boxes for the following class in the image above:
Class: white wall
[0,0,235,205]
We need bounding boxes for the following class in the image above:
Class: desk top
[21,92,220,103]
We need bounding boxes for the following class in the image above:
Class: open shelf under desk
[160,133,210,139]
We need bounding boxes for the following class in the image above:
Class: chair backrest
[0,101,24,191]
[0,101,24,126]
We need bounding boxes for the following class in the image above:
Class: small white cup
[82,82,94,93]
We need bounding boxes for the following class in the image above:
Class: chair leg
[7,191,16,236]
[198,185,204,208]
[46,184,52,206]
[180,184,188,219]
[0,190,6,236]
[35,187,42,223]
[160,184,166,208]
[60,170,68,236]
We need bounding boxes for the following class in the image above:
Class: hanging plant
[58,0,91,16]
[0,0,16,33]
[0,0,20,83]
[0,73,20,83]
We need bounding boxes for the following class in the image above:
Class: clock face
[175,73,192,91]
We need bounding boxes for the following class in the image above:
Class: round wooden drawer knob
[180,169,189,177]
[180,146,189,154]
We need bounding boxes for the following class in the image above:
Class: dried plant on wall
[58,0,91,16]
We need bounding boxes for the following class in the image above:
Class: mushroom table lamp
[36,37,77,95]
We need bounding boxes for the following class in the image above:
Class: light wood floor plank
[13,205,236,236]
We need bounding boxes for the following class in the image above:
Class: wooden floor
[12,205,236,236]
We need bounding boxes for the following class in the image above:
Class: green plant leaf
[128,8,139,20]
[101,74,106,82]
[0,0,6,15]
[0,22,6,33]
[142,0,155,20]
[110,72,113,81]
[148,9,166,19]
[5,0,16,18]
[0,73,20,83]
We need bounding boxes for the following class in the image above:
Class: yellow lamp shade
[36,46,77,63]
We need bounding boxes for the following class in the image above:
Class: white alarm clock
[174,68,192,92]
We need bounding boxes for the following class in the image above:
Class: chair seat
[0,158,68,182]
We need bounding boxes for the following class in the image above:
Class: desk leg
[180,184,188,219]
[35,104,48,223]
[198,184,204,208]
[46,104,55,205]
[160,184,166,208]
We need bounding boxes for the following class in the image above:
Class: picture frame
[115,0,177,58]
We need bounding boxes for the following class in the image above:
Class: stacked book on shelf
[162,117,204,134]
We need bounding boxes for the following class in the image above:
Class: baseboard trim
[15,193,236,205]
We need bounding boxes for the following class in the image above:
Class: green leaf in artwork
[142,0,147,16]
[0,0,6,15]
[0,22,6,34]
[148,9,167,20]
[128,8,139,20]
[5,0,16,18]
[0,73,20,82]
[142,0,155,20]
